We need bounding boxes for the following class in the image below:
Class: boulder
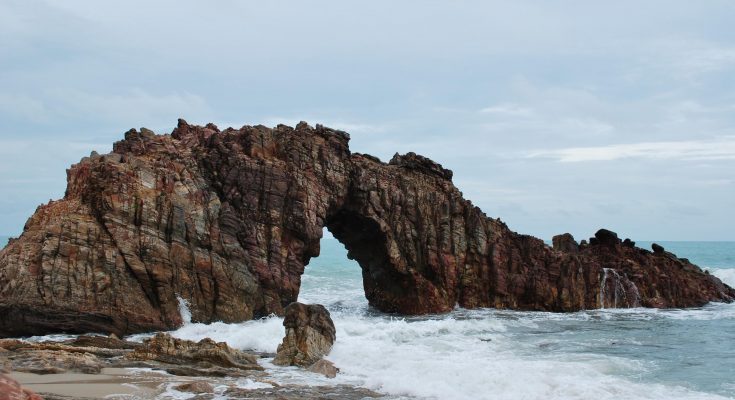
[274,303,336,367]
[652,243,665,254]
[175,381,214,394]
[0,373,43,400]
[594,229,620,246]
[307,359,339,378]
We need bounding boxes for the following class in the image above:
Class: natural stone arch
[0,120,732,337]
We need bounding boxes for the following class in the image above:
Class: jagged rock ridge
[0,120,732,337]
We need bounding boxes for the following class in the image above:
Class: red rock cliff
[0,120,732,337]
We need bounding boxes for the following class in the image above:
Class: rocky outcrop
[174,381,214,394]
[0,374,43,400]
[307,359,339,378]
[274,303,336,368]
[1,120,733,337]
[0,333,263,379]
[127,333,262,372]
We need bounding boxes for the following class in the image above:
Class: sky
[1,1,734,241]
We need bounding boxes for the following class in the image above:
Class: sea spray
[176,295,192,325]
[599,268,641,308]
[711,268,735,287]
[154,240,735,398]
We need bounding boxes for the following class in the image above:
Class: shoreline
[11,368,162,399]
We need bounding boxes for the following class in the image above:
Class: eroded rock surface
[1,120,733,337]
[127,333,262,373]
[273,303,335,368]
[0,373,43,400]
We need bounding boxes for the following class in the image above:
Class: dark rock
[389,152,453,180]
[622,238,635,248]
[552,233,578,253]
[652,243,665,254]
[274,303,335,367]
[1,121,733,337]
[594,229,620,246]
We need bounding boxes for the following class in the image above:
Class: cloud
[479,104,533,117]
[527,137,735,162]
[0,88,213,135]
[256,116,390,135]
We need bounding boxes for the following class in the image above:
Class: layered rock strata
[0,373,43,400]
[126,333,262,372]
[0,333,261,378]
[0,120,732,337]
[273,302,336,368]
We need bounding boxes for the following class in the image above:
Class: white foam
[167,316,284,353]
[24,333,82,342]
[710,268,735,287]
[157,382,196,400]
[235,378,274,390]
[319,313,730,400]
[176,295,192,325]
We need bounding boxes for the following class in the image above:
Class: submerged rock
[175,381,215,394]
[307,359,339,378]
[0,120,733,337]
[224,384,382,400]
[274,303,336,368]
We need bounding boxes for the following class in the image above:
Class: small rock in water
[307,359,339,378]
[274,302,336,368]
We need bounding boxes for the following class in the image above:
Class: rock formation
[273,302,336,368]
[0,120,733,337]
[0,373,43,400]
[127,333,262,372]
[0,333,262,378]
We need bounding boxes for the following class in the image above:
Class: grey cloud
[0,1,734,239]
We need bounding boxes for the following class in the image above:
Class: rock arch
[0,120,732,337]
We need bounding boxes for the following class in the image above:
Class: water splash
[176,295,192,325]
[599,268,641,308]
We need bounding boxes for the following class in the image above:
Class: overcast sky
[1,1,734,241]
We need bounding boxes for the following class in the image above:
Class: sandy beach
[11,368,167,399]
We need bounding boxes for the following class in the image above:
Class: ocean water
[4,235,735,399]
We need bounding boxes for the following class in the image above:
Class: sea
[3,235,735,399]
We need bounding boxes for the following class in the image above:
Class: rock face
[1,120,733,337]
[274,303,336,367]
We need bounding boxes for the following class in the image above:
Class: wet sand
[11,368,165,399]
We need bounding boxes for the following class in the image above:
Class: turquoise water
[295,238,735,399]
